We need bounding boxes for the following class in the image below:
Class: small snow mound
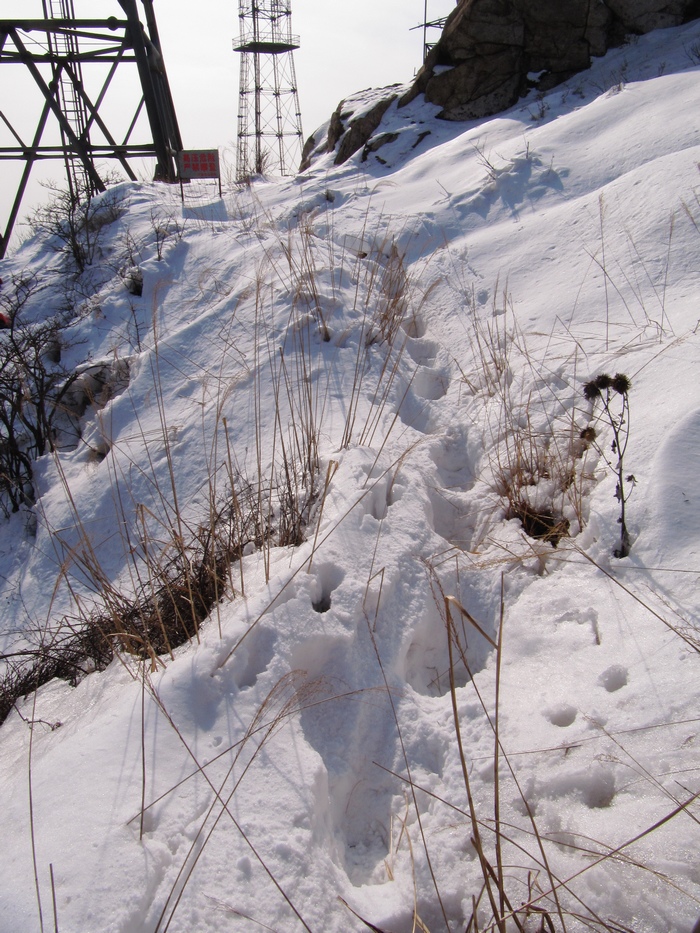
[647,408,700,558]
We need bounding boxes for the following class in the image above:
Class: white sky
[160,0,453,145]
[0,0,455,244]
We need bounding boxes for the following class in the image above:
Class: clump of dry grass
[0,266,329,724]
[460,285,596,549]
[0,481,259,725]
[2,189,411,723]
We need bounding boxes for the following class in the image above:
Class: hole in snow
[598,664,628,693]
[312,593,332,614]
[401,312,426,338]
[405,336,439,365]
[311,563,345,614]
[229,625,277,689]
[412,367,449,401]
[404,597,494,697]
[87,441,111,465]
[545,704,577,727]
[581,767,616,809]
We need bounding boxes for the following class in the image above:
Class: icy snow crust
[1,22,700,933]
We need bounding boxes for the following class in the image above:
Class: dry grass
[0,625,112,726]
[5,184,699,933]
[459,285,596,550]
[0,203,428,738]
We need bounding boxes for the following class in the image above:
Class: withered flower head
[584,373,618,400]
[612,373,631,394]
[583,380,599,400]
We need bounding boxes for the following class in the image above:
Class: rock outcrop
[400,0,700,120]
[301,0,700,169]
[300,89,399,171]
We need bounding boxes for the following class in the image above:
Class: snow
[1,19,700,933]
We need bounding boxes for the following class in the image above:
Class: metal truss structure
[0,0,183,257]
[234,1,303,180]
[413,0,451,62]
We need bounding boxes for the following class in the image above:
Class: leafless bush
[0,625,112,727]
[30,179,127,274]
[149,207,184,261]
[0,274,83,514]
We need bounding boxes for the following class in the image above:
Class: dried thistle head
[583,380,599,401]
[611,373,631,395]
[583,378,602,400]
[583,373,617,401]
[580,426,597,444]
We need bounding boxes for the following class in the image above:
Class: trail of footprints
[398,315,484,553]
[286,312,483,886]
[217,311,636,891]
[538,608,631,813]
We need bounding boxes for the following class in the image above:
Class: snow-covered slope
[1,20,700,933]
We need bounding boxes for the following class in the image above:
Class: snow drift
[1,19,700,933]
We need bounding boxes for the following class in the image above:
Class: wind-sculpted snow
[1,19,700,933]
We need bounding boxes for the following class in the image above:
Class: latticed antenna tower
[234,1,303,180]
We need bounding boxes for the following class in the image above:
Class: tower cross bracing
[0,0,183,258]
[412,0,454,62]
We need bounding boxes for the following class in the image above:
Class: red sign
[177,149,220,179]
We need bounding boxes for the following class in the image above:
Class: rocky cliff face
[301,0,700,169]
[401,0,700,120]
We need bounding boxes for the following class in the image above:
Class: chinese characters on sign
[176,149,222,199]
[177,149,220,179]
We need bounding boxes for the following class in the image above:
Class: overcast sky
[0,0,455,244]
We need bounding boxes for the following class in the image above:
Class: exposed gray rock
[300,91,398,171]
[302,0,700,168]
[361,132,400,162]
[420,49,525,121]
[605,0,692,32]
[334,95,398,165]
[401,0,698,121]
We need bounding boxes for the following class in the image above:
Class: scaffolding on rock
[0,0,183,257]
[413,0,454,62]
[233,1,303,180]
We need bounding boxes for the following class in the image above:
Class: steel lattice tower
[234,1,303,180]
[0,0,183,257]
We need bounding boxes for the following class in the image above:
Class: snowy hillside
[1,19,700,933]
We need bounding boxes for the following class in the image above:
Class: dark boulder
[400,0,697,120]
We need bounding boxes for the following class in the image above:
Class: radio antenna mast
[234,1,303,180]
[413,0,450,62]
